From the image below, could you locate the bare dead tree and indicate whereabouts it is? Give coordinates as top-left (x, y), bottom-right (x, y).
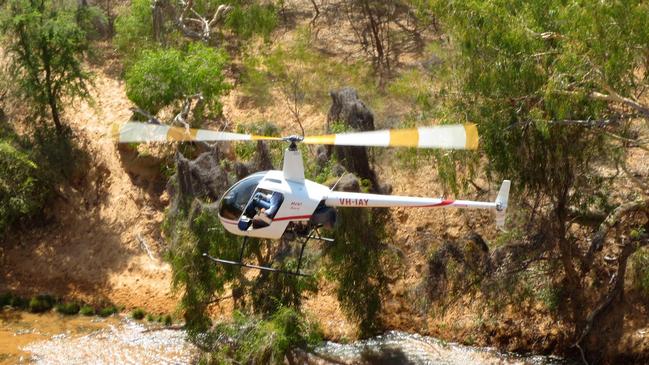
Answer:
top-left (152, 0), bottom-right (232, 43)
top-left (176, 0), bottom-right (232, 41)
top-left (279, 78), bottom-right (305, 137)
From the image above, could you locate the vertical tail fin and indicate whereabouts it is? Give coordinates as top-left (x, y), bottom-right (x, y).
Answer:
top-left (495, 180), bottom-right (511, 229)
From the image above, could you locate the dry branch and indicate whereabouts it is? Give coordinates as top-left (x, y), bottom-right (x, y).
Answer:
top-left (176, 0), bottom-right (232, 41)
top-left (582, 198), bottom-right (649, 273)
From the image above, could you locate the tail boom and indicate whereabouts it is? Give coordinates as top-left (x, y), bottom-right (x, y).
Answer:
top-left (324, 179), bottom-right (511, 228)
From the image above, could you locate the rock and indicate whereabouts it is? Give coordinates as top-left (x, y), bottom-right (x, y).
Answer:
top-left (326, 87), bottom-right (380, 192)
top-left (334, 173), bottom-right (361, 192)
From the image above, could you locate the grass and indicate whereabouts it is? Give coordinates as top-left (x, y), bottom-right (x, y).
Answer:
top-left (98, 305), bottom-right (118, 317)
top-left (0, 292), bottom-right (28, 309)
top-left (28, 295), bottom-right (55, 313)
top-left (55, 302), bottom-right (80, 315)
top-left (131, 308), bottom-right (145, 320)
top-left (79, 305), bottom-right (95, 316)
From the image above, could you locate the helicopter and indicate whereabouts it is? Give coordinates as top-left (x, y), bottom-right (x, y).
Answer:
top-left (118, 121), bottom-right (510, 276)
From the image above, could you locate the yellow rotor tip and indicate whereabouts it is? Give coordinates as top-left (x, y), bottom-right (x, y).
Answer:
top-left (464, 123), bottom-right (479, 150)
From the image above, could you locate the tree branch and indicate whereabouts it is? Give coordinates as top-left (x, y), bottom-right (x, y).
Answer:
top-left (588, 86), bottom-right (649, 119)
top-left (582, 198), bottom-right (649, 273)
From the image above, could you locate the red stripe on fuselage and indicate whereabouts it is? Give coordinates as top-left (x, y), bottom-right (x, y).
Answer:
top-left (418, 199), bottom-right (454, 207)
top-left (273, 214), bottom-right (312, 221)
top-left (220, 215), bottom-right (312, 225)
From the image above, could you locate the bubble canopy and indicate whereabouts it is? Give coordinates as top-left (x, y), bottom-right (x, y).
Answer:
top-left (218, 171), bottom-right (266, 221)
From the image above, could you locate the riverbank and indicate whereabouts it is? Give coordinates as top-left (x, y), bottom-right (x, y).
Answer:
top-left (1, 308), bottom-right (567, 365)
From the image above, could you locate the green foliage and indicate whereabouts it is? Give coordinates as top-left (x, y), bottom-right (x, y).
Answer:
top-left (55, 302), bottom-right (80, 315)
top-left (324, 208), bottom-right (391, 337)
top-left (225, 2), bottom-right (277, 41)
top-left (536, 282), bottom-right (562, 313)
top-left (0, 122), bottom-right (82, 236)
top-left (114, 0), bottom-right (276, 62)
top-left (28, 294), bottom-right (55, 313)
top-left (426, 0), bottom-right (647, 199)
top-left (199, 308), bottom-right (322, 365)
top-left (163, 314), bottom-right (173, 326)
top-left (131, 308), bottom-right (146, 320)
top-left (79, 305), bottom-right (95, 316)
top-left (234, 121), bottom-right (282, 164)
top-left (0, 0), bottom-right (93, 133)
top-left (164, 207), bottom-right (241, 336)
top-left (98, 305), bottom-right (118, 317)
top-left (240, 27), bottom-right (378, 113)
top-left (0, 137), bottom-right (44, 235)
top-left (632, 247), bottom-right (649, 300)
top-left (0, 292), bottom-right (27, 309)
top-left (113, 0), bottom-right (159, 60)
top-left (125, 43), bottom-right (229, 118)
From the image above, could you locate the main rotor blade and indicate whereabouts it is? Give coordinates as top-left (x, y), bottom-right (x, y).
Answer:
top-left (302, 123), bottom-right (478, 150)
top-left (116, 122), bottom-right (282, 143)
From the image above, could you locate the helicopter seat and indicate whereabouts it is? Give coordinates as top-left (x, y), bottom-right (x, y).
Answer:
top-left (251, 191), bottom-right (284, 228)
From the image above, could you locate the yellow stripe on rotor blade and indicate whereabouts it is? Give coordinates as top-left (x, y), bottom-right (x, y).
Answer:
top-left (389, 129), bottom-right (419, 147)
top-left (464, 123), bottom-right (479, 150)
top-left (167, 126), bottom-right (198, 141)
top-left (303, 134), bottom-right (336, 145)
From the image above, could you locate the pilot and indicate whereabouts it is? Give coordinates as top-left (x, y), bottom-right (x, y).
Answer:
top-left (251, 191), bottom-right (282, 228)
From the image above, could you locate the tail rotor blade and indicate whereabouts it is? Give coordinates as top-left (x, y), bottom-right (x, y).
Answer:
top-left (302, 123), bottom-right (478, 150)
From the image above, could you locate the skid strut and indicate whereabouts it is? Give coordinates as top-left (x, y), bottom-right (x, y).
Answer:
top-left (203, 232), bottom-right (322, 277)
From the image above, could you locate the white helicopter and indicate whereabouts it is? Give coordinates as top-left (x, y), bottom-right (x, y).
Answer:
top-left (118, 122), bottom-right (510, 276)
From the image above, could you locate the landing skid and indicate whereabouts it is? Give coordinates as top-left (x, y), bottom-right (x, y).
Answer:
top-left (203, 228), bottom-right (333, 277)
top-left (202, 254), bottom-right (311, 277)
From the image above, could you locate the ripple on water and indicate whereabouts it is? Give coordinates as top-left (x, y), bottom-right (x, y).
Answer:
top-left (24, 318), bottom-right (198, 365)
top-left (315, 331), bottom-right (567, 365)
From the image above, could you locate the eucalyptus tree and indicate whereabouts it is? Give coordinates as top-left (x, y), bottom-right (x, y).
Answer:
top-left (0, 0), bottom-right (95, 136)
top-left (418, 0), bottom-right (648, 360)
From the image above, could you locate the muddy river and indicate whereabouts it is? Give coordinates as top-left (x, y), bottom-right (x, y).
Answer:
top-left (1, 309), bottom-right (566, 364)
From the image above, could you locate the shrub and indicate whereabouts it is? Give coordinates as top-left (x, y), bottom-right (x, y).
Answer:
top-left (0, 138), bottom-right (47, 235)
top-left (163, 314), bottom-right (173, 326)
top-left (55, 302), bottom-right (80, 315)
top-left (146, 313), bottom-right (155, 322)
top-left (632, 247), bottom-right (649, 299)
top-left (98, 305), bottom-right (118, 317)
top-left (131, 308), bottom-right (146, 320)
top-left (79, 305), bottom-right (95, 316)
top-left (0, 292), bottom-right (26, 308)
top-left (125, 43), bottom-right (229, 119)
top-left (200, 308), bottom-right (322, 365)
top-left (28, 295), bottom-right (55, 313)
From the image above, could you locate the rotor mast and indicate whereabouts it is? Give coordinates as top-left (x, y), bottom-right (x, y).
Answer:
top-left (282, 136), bottom-right (305, 182)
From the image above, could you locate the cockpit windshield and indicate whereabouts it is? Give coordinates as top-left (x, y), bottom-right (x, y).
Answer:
top-left (218, 172), bottom-right (266, 220)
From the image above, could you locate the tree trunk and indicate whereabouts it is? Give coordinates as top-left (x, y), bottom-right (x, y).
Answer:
top-left (40, 32), bottom-right (64, 136)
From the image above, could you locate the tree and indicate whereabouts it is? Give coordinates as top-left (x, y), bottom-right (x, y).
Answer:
top-left (124, 43), bottom-right (229, 121)
top-left (0, 0), bottom-right (93, 136)
top-left (114, 0), bottom-right (277, 62)
top-left (422, 0), bottom-right (648, 361)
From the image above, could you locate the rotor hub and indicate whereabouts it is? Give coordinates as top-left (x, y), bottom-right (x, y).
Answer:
top-left (283, 135), bottom-right (304, 151)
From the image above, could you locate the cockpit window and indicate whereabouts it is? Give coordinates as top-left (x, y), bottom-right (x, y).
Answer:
top-left (218, 172), bottom-right (266, 220)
